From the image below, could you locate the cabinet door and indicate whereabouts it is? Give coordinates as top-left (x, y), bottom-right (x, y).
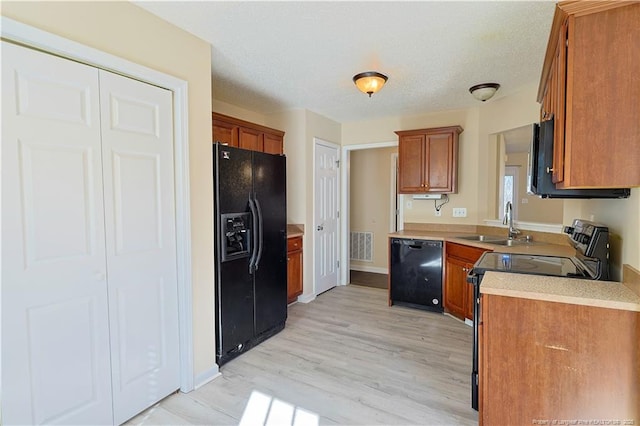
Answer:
top-left (551, 22), bottom-right (567, 184)
top-left (287, 249), bottom-right (303, 304)
top-left (444, 256), bottom-right (467, 320)
top-left (263, 132), bottom-right (284, 155)
top-left (426, 132), bottom-right (455, 192)
top-left (238, 126), bottom-right (263, 151)
top-left (556, 4), bottom-right (640, 188)
top-left (212, 119), bottom-right (238, 147)
top-left (398, 134), bottom-right (425, 193)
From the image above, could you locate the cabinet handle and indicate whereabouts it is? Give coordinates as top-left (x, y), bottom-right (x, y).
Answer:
top-left (546, 167), bottom-right (554, 174)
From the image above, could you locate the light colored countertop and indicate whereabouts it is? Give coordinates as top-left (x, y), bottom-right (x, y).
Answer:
top-left (389, 228), bottom-right (640, 311)
top-left (480, 271), bottom-right (640, 312)
top-left (287, 224), bottom-right (304, 238)
top-left (389, 230), bottom-right (576, 257)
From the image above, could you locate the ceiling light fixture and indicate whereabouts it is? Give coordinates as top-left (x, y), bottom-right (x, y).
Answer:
top-left (353, 71), bottom-right (388, 97)
top-left (469, 83), bottom-right (500, 102)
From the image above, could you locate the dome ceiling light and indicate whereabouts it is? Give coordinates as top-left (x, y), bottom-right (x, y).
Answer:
top-left (353, 71), bottom-right (388, 97)
top-left (469, 83), bottom-right (500, 102)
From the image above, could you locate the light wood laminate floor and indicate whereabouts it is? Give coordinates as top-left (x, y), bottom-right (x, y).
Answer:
top-left (127, 285), bottom-right (477, 425)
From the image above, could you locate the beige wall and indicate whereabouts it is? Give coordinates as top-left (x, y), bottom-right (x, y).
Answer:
top-left (350, 147), bottom-right (397, 271)
top-left (2, 2), bottom-right (216, 377)
top-left (213, 99), bottom-right (267, 126)
top-left (343, 108), bottom-right (481, 225)
top-left (477, 82), bottom-right (542, 221)
top-left (266, 109), bottom-right (341, 299)
top-left (565, 191), bottom-right (640, 281)
top-left (505, 152), bottom-right (563, 224)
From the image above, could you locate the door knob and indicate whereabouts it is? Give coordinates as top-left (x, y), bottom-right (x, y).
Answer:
top-left (317, 225), bottom-right (324, 231)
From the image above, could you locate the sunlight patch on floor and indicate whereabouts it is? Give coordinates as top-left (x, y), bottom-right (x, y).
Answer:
top-left (239, 390), bottom-right (319, 426)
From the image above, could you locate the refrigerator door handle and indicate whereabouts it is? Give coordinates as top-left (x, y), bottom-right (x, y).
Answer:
top-left (248, 197), bottom-right (259, 274)
top-left (254, 196), bottom-right (264, 270)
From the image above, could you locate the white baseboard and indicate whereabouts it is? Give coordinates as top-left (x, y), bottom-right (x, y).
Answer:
top-left (350, 264), bottom-right (388, 274)
top-left (297, 293), bottom-right (316, 304)
top-left (193, 366), bottom-right (221, 390)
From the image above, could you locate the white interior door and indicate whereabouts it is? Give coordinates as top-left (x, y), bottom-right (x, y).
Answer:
top-left (99, 70), bottom-right (180, 424)
top-left (1, 41), bottom-right (114, 425)
top-left (314, 141), bottom-right (340, 295)
top-left (2, 41), bottom-right (180, 425)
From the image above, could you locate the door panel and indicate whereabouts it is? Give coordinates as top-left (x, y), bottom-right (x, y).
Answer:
top-left (398, 134), bottom-right (425, 192)
top-left (112, 151), bottom-right (163, 254)
top-left (98, 70), bottom-right (180, 424)
top-left (1, 41), bottom-right (114, 425)
top-left (314, 142), bottom-right (339, 295)
top-left (26, 298), bottom-right (103, 424)
top-left (20, 141), bottom-right (98, 263)
top-left (238, 126), bottom-right (262, 151)
top-left (427, 133), bottom-right (453, 191)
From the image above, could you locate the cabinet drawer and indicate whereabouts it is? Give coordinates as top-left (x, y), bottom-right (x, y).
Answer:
top-left (287, 236), bottom-right (302, 252)
top-left (446, 242), bottom-right (487, 263)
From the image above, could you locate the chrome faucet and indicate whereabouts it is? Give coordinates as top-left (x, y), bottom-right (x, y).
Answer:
top-left (503, 201), bottom-right (521, 240)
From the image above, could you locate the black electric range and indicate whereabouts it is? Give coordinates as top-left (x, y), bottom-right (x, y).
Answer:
top-left (471, 252), bottom-right (593, 279)
top-left (466, 219), bottom-right (611, 411)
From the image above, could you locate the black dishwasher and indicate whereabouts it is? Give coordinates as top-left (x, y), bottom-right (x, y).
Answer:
top-left (390, 239), bottom-right (443, 312)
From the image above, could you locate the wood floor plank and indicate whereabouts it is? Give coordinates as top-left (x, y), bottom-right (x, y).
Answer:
top-left (130, 284), bottom-right (478, 425)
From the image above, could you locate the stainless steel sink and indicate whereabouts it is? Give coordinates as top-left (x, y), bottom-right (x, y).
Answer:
top-left (486, 239), bottom-right (534, 246)
top-left (455, 235), bottom-right (506, 242)
top-left (455, 235), bottom-right (535, 246)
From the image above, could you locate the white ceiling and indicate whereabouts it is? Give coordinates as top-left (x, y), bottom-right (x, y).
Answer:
top-left (134, 1), bottom-right (556, 123)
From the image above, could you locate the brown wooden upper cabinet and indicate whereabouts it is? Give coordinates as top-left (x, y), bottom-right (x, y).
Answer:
top-left (395, 126), bottom-right (463, 194)
top-left (538, 2), bottom-right (640, 189)
top-left (212, 112), bottom-right (285, 155)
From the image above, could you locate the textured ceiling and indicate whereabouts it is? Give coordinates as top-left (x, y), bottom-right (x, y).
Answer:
top-left (135, 1), bottom-right (556, 123)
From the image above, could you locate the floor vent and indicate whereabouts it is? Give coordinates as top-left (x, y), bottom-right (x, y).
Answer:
top-left (350, 231), bottom-right (373, 262)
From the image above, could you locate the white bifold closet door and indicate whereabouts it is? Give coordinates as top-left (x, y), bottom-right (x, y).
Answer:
top-left (1, 41), bottom-right (180, 425)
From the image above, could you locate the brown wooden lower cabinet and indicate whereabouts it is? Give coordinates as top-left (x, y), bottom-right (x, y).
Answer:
top-left (480, 294), bottom-right (640, 424)
top-left (287, 236), bottom-right (303, 304)
top-left (444, 242), bottom-right (488, 321)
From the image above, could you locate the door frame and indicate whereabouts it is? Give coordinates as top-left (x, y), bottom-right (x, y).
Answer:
top-left (390, 152), bottom-right (404, 233)
top-left (1, 17), bottom-right (199, 391)
top-left (313, 138), bottom-right (341, 296)
top-left (339, 141), bottom-right (397, 286)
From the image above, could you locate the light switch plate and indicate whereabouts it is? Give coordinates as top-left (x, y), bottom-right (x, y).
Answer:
top-left (452, 207), bottom-right (467, 217)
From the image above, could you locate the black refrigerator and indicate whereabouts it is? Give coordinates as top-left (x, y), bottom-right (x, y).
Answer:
top-left (213, 143), bottom-right (287, 367)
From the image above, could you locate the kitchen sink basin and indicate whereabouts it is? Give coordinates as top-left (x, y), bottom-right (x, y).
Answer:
top-left (486, 239), bottom-right (534, 246)
top-left (456, 235), bottom-right (535, 246)
top-left (455, 235), bottom-right (507, 242)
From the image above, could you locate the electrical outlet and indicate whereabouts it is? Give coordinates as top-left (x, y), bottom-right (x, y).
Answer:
top-left (435, 210), bottom-right (442, 217)
top-left (452, 207), bottom-right (467, 218)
